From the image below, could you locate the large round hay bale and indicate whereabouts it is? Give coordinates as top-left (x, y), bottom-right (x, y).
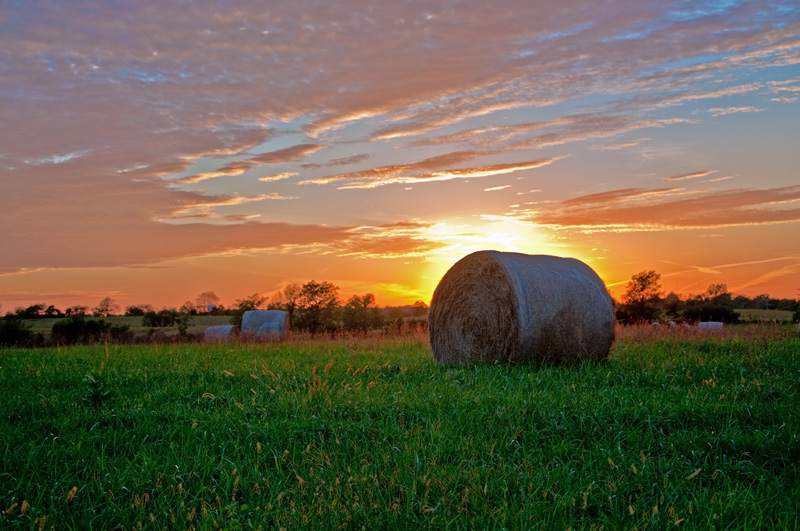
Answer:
top-left (428, 251), bottom-right (615, 365)
top-left (204, 325), bottom-right (239, 343)
top-left (241, 310), bottom-right (288, 341)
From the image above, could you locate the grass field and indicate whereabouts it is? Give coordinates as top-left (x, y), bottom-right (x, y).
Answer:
top-left (1, 327), bottom-right (799, 529)
top-left (23, 315), bottom-right (233, 340)
top-left (734, 308), bottom-right (794, 323)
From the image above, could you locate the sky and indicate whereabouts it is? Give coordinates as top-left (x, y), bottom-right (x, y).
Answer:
top-left (1, 0), bottom-right (800, 312)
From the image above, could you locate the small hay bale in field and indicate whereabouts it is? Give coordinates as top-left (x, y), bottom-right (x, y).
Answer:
top-left (241, 310), bottom-right (288, 341)
top-left (698, 321), bottom-right (723, 332)
top-left (204, 325), bottom-right (239, 343)
top-left (428, 251), bottom-right (615, 365)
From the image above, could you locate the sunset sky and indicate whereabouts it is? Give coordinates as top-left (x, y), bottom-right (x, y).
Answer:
top-left (2, 0), bottom-right (799, 312)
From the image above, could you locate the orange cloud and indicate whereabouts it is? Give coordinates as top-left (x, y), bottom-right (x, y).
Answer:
top-left (166, 193), bottom-right (297, 220)
top-left (532, 185), bottom-right (800, 231)
top-left (247, 144), bottom-right (327, 164)
top-left (665, 170), bottom-right (717, 181)
top-left (307, 157), bottom-right (558, 189)
top-left (175, 144), bottom-right (327, 184)
top-left (301, 150), bottom-right (484, 186)
top-left (258, 172), bottom-right (298, 182)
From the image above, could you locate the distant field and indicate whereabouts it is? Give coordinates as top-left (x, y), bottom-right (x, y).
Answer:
top-left (23, 315), bottom-right (232, 339)
top-left (734, 308), bottom-right (794, 322)
top-left (1, 329), bottom-right (799, 529)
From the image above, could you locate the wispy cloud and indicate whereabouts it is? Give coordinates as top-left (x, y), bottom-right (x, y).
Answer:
top-left (304, 157), bottom-right (558, 189)
top-left (25, 150), bottom-right (90, 166)
top-left (247, 144), bottom-right (327, 164)
top-left (175, 144), bottom-right (325, 184)
top-left (595, 138), bottom-right (649, 151)
top-left (301, 153), bottom-right (371, 169)
top-left (258, 172), bottom-right (298, 182)
top-left (166, 193), bottom-right (297, 220)
top-left (531, 185), bottom-right (800, 231)
top-left (707, 106), bottom-right (764, 117)
top-left (300, 150), bottom-right (484, 186)
top-left (665, 170), bottom-right (717, 181)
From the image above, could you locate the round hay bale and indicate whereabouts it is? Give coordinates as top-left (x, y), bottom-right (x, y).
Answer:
top-left (428, 251), bottom-right (615, 365)
top-left (204, 325), bottom-right (239, 343)
top-left (241, 310), bottom-right (288, 341)
top-left (698, 321), bottom-right (723, 332)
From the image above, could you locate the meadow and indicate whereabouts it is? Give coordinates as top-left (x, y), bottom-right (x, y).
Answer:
top-left (21, 315), bottom-right (233, 341)
top-left (1, 327), bottom-right (799, 529)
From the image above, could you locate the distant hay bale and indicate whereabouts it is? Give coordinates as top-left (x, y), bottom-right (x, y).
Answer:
top-left (428, 251), bottom-right (615, 365)
top-left (204, 325), bottom-right (239, 343)
top-left (241, 310), bottom-right (288, 341)
top-left (698, 321), bottom-right (724, 332)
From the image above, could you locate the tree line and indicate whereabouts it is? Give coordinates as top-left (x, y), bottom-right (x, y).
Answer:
top-left (615, 270), bottom-right (800, 324)
top-left (3, 272), bottom-right (797, 347)
top-left (0, 281), bottom-right (429, 347)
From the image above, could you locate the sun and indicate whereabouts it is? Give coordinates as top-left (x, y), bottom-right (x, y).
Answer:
top-left (412, 216), bottom-right (571, 301)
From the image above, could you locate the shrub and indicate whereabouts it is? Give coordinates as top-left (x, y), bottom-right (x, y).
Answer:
top-left (51, 316), bottom-right (110, 345)
top-left (0, 317), bottom-right (35, 348)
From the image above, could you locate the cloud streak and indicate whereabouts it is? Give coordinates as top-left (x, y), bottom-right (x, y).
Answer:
top-left (531, 185), bottom-right (800, 231)
top-left (304, 157), bottom-right (558, 189)
top-left (665, 170), bottom-right (717, 181)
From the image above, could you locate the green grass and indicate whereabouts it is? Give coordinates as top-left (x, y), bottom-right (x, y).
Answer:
top-left (23, 315), bottom-right (232, 339)
top-left (734, 308), bottom-right (794, 323)
top-left (1, 330), bottom-right (799, 529)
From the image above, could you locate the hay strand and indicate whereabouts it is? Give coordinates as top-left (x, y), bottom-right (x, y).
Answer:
top-left (428, 251), bottom-right (615, 365)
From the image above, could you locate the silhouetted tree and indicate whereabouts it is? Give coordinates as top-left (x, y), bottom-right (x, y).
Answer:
top-left (293, 281), bottom-right (340, 335)
top-left (44, 305), bottom-right (63, 318)
top-left (683, 283), bottom-right (739, 323)
top-left (125, 304), bottom-right (154, 317)
top-left (195, 291), bottom-right (221, 314)
top-left (618, 270), bottom-right (663, 323)
top-left (662, 292), bottom-right (684, 321)
top-left (267, 283), bottom-right (302, 327)
top-left (411, 300), bottom-right (429, 318)
top-left (342, 293), bottom-right (384, 332)
top-left (143, 308), bottom-right (183, 327)
top-left (15, 304), bottom-right (46, 319)
top-left (93, 297), bottom-right (120, 317)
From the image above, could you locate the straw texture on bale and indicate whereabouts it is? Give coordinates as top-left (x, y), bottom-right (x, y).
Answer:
top-left (241, 310), bottom-right (288, 341)
top-left (204, 325), bottom-right (239, 343)
top-left (428, 251), bottom-right (615, 365)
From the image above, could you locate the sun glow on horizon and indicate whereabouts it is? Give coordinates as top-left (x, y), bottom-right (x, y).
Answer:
top-left (402, 216), bottom-right (581, 303)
